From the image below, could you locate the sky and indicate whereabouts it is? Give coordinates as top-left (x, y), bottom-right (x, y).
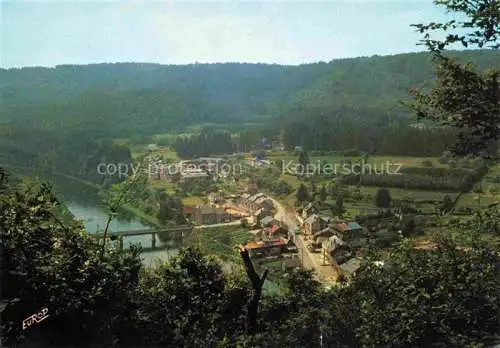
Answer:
top-left (1, 0), bottom-right (456, 68)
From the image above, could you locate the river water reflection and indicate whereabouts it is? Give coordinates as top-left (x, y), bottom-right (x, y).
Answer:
top-left (48, 175), bottom-right (178, 265)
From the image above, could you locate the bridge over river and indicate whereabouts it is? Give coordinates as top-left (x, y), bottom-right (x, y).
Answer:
top-left (93, 220), bottom-right (241, 251)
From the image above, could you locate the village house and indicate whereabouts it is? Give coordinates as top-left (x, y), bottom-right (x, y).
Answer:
top-left (303, 214), bottom-right (321, 235)
top-left (254, 196), bottom-right (273, 211)
top-left (261, 224), bottom-right (288, 240)
top-left (303, 214), bottom-right (332, 235)
top-left (282, 255), bottom-right (300, 271)
top-left (147, 143), bottom-right (158, 151)
top-left (253, 208), bottom-right (273, 225)
top-left (197, 157), bottom-right (223, 175)
top-left (246, 193), bottom-right (266, 211)
top-left (323, 235), bottom-right (352, 265)
top-left (339, 257), bottom-right (362, 276)
top-left (223, 203), bottom-right (251, 217)
top-left (179, 168), bottom-right (209, 183)
top-left (312, 226), bottom-right (334, 245)
top-left (260, 215), bottom-right (279, 228)
top-left (302, 201), bottom-right (318, 220)
top-left (244, 238), bottom-right (285, 258)
top-left (238, 192), bottom-right (273, 212)
top-left (194, 204), bottom-right (229, 225)
top-left (253, 207), bottom-right (272, 219)
top-left (333, 222), bottom-right (363, 241)
top-left (240, 193), bottom-right (251, 202)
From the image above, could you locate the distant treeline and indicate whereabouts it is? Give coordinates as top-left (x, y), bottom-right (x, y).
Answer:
top-left (170, 120), bottom-right (457, 159)
top-left (1, 51), bottom-right (498, 139)
top-left (281, 110), bottom-right (457, 156)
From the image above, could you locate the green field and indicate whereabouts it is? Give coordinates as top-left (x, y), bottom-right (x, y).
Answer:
top-left (149, 180), bottom-right (177, 194)
top-left (130, 145), bottom-right (179, 161)
top-left (356, 186), bottom-right (458, 201)
top-left (185, 227), bottom-right (253, 263)
top-left (182, 196), bottom-right (204, 206)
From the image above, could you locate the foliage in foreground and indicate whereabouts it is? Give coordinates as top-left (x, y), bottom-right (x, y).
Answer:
top-left (1, 172), bottom-right (499, 347)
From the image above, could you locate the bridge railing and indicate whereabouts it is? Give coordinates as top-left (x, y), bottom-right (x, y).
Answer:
top-left (93, 225), bottom-right (194, 250)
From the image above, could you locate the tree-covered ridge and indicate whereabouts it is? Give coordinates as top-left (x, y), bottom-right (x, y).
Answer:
top-left (1, 50), bottom-right (498, 137)
top-left (0, 126), bottom-right (132, 185)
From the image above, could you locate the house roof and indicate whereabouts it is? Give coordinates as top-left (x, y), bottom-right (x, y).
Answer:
top-left (249, 193), bottom-right (266, 202)
top-left (223, 205), bottom-right (249, 215)
top-left (253, 208), bottom-right (264, 216)
top-left (245, 238), bottom-right (285, 250)
top-left (199, 204), bottom-right (226, 215)
top-left (282, 258), bottom-right (300, 268)
top-left (328, 236), bottom-right (347, 252)
top-left (328, 235), bottom-right (345, 246)
top-left (304, 201), bottom-right (316, 211)
top-left (264, 224), bottom-right (285, 234)
top-left (255, 196), bottom-right (268, 204)
top-left (320, 216), bottom-right (333, 223)
top-left (336, 222), bottom-right (362, 232)
top-left (261, 216), bottom-right (275, 225)
top-left (313, 227), bottom-right (333, 240)
top-left (304, 214), bottom-right (320, 224)
top-left (339, 258), bottom-right (362, 274)
top-left (271, 224), bottom-right (283, 234)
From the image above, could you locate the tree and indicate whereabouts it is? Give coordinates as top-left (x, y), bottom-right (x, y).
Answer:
top-left (274, 159), bottom-right (284, 175)
top-left (0, 174), bottom-right (142, 346)
top-left (402, 218), bottom-right (416, 236)
top-left (156, 194), bottom-right (185, 225)
top-left (488, 185), bottom-right (498, 196)
top-left (440, 194), bottom-right (455, 214)
top-left (235, 245), bottom-right (268, 335)
top-left (319, 185), bottom-right (327, 202)
top-left (408, 0), bottom-right (500, 157)
top-left (375, 188), bottom-right (391, 209)
top-left (296, 184), bottom-right (309, 203)
top-left (297, 150), bottom-right (309, 174)
top-left (333, 195), bottom-right (346, 218)
top-left (2, 169), bottom-right (500, 347)
top-left (351, 235), bottom-right (499, 347)
top-left (310, 177), bottom-right (317, 198)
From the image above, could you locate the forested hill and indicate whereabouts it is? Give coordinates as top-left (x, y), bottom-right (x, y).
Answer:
top-left (1, 50), bottom-right (499, 137)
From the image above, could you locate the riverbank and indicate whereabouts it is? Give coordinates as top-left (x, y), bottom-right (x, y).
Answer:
top-left (1, 164), bottom-right (162, 228)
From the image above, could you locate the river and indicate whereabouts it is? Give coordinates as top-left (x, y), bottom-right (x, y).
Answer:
top-left (45, 173), bottom-right (179, 266)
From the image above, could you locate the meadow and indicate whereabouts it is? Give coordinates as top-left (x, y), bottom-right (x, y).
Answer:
top-left (184, 227), bottom-right (254, 264)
